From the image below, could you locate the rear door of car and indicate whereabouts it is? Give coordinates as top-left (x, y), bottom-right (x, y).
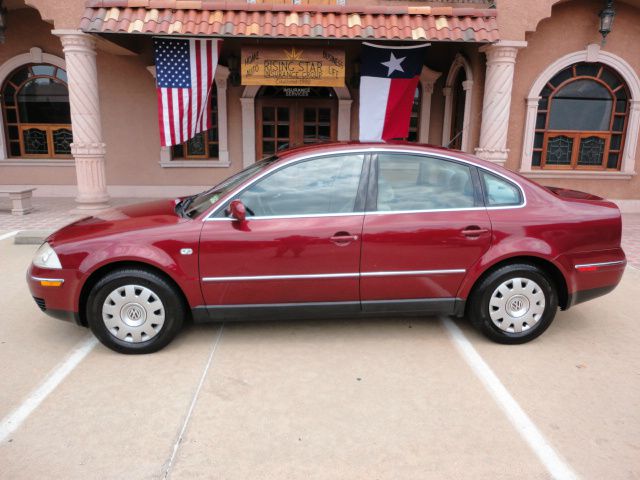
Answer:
top-left (359, 151), bottom-right (492, 314)
top-left (198, 152), bottom-right (369, 318)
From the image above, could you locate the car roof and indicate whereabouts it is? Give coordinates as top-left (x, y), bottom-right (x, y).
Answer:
top-left (275, 141), bottom-right (510, 175)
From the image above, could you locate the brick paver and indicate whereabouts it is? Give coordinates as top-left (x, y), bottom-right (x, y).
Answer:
top-left (0, 197), bottom-right (151, 232)
top-left (622, 214), bottom-right (640, 269)
top-left (1, 196), bottom-right (638, 267)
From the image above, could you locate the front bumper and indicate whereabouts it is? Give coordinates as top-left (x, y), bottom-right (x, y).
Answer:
top-left (27, 263), bottom-right (83, 325)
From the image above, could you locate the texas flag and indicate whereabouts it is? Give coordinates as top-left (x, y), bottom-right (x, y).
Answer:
top-left (359, 43), bottom-right (429, 142)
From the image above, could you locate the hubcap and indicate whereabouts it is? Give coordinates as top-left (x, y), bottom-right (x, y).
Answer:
top-left (102, 285), bottom-right (165, 343)
top-left (488, 277), bottom-right (545, 333)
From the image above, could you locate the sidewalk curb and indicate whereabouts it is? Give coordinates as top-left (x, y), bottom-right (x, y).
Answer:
top-left (14, 230), bottom-right (52, 245)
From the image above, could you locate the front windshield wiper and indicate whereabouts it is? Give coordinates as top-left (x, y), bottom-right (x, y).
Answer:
top-left (176, 194), bottom-right (198, 217)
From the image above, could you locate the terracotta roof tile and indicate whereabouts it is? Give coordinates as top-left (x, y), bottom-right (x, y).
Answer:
top-left (80, 3), bottom-right (499, 42)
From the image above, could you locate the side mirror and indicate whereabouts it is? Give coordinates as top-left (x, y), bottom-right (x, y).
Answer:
top-left (229, 199), bottom-right (247, 222)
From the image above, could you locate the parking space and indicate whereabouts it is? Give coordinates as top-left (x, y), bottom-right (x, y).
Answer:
top-left (1, 236), bottom-right (639, 479)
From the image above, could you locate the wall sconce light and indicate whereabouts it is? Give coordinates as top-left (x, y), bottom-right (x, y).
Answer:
top-left (349, 59), bottom-right (361, 89)
top-left (599, 0), bottom-right (616, 45)
top-left (0, 1), bottom-right (7, 44)
top-left (227, 54), bottom-right (241, 87)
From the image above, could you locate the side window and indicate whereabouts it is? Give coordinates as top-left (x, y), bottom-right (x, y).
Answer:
top-left (376, 154), bottom-right (475, 212)
top-left (236, 154), bottom-right (364, 217)
top-left (480, 171), bottom-right (522, 207)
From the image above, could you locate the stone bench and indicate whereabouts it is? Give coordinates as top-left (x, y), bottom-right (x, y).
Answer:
top-left (0, 188), bottom-right (36, 215)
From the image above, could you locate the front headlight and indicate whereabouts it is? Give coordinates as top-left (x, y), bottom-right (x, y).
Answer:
top-left (33, 242), bottom-right (62, 269)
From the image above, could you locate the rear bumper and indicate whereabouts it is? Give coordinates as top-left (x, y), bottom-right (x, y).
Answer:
top-left (559, 249), bottom-right (626, 309)
top-left (566, 284), bottom-right (618, 309)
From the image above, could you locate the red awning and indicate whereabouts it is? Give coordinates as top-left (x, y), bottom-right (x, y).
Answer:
top-left (81, 1), bottom-right (499, 42)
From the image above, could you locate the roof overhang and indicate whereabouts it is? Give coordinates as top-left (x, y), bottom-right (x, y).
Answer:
top-left (81, 1), bottom-right (499, 42)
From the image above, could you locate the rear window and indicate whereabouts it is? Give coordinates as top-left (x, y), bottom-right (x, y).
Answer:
top-left (480, 171), bottom-right (523, 207)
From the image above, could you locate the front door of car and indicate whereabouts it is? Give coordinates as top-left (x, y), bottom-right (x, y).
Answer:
top-left (199, 153), bottom-right (367, 315)
top-left (360, 152), bottom-right (492, 312)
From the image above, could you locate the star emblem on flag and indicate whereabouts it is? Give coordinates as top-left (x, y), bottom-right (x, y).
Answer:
top-left (381, 53), bottom-right (406, 76)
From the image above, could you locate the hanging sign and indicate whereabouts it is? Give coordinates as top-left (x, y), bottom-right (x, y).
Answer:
top-left (241, 47), bottom-right (345, 87)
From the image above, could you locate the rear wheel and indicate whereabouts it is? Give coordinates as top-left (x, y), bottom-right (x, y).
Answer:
top-left (467, 263), bottom-right (558, 344)
top-left (86, 268), bottom-right (185, 354)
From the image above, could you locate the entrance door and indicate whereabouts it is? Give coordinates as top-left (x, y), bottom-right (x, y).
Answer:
top-left (256, 87), bottom-right (337, 159)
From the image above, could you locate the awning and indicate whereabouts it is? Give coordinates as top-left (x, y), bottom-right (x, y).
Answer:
top-left (81, 1), bottom-right (499, 42)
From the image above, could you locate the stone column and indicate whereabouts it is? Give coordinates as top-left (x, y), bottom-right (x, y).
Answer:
top-left (475, 41), bottom-right (527, 165)
top-left (53, 30), bottom-right (110, 210)
top-left (418, 66), bottom-right (441, 144)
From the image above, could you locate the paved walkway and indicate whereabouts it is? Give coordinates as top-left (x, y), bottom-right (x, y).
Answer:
top-left (1, 196), bottom-right (639, 268)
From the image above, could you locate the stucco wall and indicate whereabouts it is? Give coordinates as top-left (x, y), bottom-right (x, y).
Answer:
top-left (507, 0), bottom-right (640, 199)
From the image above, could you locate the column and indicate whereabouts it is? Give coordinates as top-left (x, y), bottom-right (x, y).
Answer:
top-left (53, 30), bottom-right (110, 210)
top-left (475, 41), bottom-right (527, 165)
top-left (418, 66), bottom-right (441, 144)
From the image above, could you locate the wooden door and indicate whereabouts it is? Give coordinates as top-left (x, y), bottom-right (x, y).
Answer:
top-left (256, 98), bottom-right (337, 159)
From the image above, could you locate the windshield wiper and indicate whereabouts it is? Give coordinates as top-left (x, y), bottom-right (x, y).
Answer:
top-left (176, 194), bottom-right (197, 217)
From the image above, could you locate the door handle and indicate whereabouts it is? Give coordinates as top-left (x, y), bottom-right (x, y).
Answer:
top-left (330, 232), bottom-right (359, 245)
top-left (461, 226), bottom-right (490, 237)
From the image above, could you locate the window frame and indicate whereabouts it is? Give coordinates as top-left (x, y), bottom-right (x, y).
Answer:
top-left (170, 85), bottom-right (219, 161)
top-left (1, 63), bottom-right (72, 160)
top-left (214, 153), bottom-right (371, 219)
top-left (366, 152), bottom-right (484, 213)
top-left (534, 63), bottom-right (629, 171)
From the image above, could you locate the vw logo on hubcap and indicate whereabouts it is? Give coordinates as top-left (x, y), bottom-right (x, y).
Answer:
top-left (120, 302), bottom-right (147, 327)
top-left (506, 294), bottom-right (530, 318)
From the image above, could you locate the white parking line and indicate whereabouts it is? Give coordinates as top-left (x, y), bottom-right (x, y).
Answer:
top-left (0, 230), bottom-right (20, 242)
top-left (0, 336), bottom-right (98, 443)
top-left (441, 317), bottom-right (579, 480)
top-left (162, 324), bottom-right (225, 479)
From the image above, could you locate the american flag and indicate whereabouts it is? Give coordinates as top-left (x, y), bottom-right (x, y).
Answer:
top-left (153, 37), bottom-right (220, 147)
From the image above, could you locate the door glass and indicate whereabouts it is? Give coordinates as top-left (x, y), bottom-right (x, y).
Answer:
top-left (480, 171), bottom-right (522, 207)
top-left (237, 154), bottom-right (365, 217)
top-left (303, 107), bottom-right (332, 144)
top-left (376, 154), bottom-right (474, 211)
top-left (262, 106), bottom-right (290, 155)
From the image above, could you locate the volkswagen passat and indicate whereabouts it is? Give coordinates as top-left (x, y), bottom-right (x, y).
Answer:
top-left (27, 143), bottom-right (626, 353)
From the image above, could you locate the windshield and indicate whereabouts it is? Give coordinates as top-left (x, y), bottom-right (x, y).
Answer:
top-left (183, 155), bottom-right (278, 218)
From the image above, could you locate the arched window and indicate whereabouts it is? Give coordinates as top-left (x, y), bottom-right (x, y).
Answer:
top-left (533, 62), bottom-right (629, 170)
top-left (2, 63), bottom-right (72, 158)
top-left (171, 86), bottom-right (219, 160)
top-left (407, 86), bottom-right (421, 142)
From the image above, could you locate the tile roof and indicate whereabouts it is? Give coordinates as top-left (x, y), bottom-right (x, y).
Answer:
top-left (81, 1), bottom-right (499, 42)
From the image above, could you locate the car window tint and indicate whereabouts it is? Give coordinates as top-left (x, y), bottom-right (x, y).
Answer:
top-left (376, 154), bottom-right (474, 211)
top-left (237, 154), bottom-right (364, 217)
top-left (481, 171), bottom-right (522, 206)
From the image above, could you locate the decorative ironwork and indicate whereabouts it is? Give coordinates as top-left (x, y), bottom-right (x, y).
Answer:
top-left (578, 136), bottom-right (606, 166)
top-left (186, 133), bottom-right (206, 156)
top-left (52, 128), bottom-right (72, 155)
top-left (546, 136), bottom-right (573, 165)
top-left (23, 128), bottom-right (48, 154)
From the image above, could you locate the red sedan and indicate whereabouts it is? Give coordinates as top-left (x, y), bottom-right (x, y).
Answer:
top-left (27, 143), bottom-right (626, 353)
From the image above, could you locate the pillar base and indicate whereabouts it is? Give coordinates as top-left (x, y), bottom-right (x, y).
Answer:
top-left (73, 194), bottom-right (111, 213)
top-left (474, 147), bottom-right (508, 166)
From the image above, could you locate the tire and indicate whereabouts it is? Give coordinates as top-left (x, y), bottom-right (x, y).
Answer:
top-left (86, 268), bottom-right (185, 354)
top-left (467, 263), bottom-right (558, 344)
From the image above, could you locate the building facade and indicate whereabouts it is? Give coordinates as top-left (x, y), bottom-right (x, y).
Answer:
top-left (1, 0), bottom-right (639, 212)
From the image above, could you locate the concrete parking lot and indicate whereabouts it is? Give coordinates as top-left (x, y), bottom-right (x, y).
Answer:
top-left (0, 233), bottom-right (639, 479)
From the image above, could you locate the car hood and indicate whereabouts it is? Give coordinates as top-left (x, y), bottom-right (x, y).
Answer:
top-left (47, 198), bottom-right (187, 246)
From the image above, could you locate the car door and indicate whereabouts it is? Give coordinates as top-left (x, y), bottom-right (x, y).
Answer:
top-left (360, 152), bottom-right (492, 313)
top-left (199, 152), bottom-right (368, 318)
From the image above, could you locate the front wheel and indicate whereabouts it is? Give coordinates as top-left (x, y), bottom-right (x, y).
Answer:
top-left (467, 263), bottom-right (558, 344)
top-left (86, 268), bottom-right (185, 354)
